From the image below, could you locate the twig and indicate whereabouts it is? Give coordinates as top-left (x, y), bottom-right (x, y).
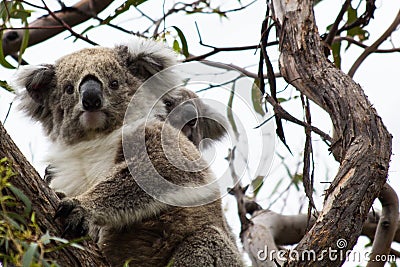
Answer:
top-left (260, 93), bottom-right (332, 145)
top-left (40, 0), bottom-right (98, 46)
top-left (196, 59), bottom-right (281, 79)
top-left (3, 102), bottom-right (13, 125)
top-left (348, 10), bottom-right (400, 77)
top-left (334, 36), bottom-right (400, 53)
top-left (226, 147), bottom-right (251, 238)
top-left (324, 0), bottom-right (351, 46)
top-left (300, 95), bottom-right (317, 227)
top-left (337, 0), bottom-right (377, 34)
top-left (184, 44), bottom-right (261, 62)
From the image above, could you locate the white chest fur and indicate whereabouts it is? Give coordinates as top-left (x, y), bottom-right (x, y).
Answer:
top-left (47, 129), bottom-right (121, 197)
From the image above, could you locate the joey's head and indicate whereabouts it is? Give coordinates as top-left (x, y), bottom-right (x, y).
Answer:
top-left (162, 88), bottom-right (229, 149)
top-left (15, 38), bottom-right (177, 145)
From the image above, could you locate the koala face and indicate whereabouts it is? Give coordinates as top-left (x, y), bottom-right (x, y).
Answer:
top-left (15, 39), bottom-right (177, 145)
top-left (53, 47), bottom-right (141, 144)
top-left (163, 88), bottom-right (228, 149)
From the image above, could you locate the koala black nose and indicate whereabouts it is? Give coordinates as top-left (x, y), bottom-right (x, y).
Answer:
top-left (80, 77), bottom-right (103, 111)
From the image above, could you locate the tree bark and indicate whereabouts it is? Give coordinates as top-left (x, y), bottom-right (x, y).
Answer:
top-left (2, 0), bottom-right (113, 56)
top-left (271, 0), bottom-right (392, 265)
top-left (0, 122), bottom-right (108, 266)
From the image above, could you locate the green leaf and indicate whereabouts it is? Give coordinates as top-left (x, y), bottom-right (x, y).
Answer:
top-left (251, 176), bottom-right (264, 197)
top-left (227, 83), bottom-right (238, 135)
top-left (345, 5), bottom-right (369, 49)
top-left (331, 41), bottom-right (341, 68)
top-left (251, 79), bottom-right (265, 116)
top-left (9, 184), bottom-right (32, 215)
top-left (172, 26), bottom-right (189, 58)
top-left (18, 22), bottom-right (30, 65)
top-left (0, 80), bottom-right (14, 92)
top-left (292, 173), bottom-right (302, 190)
top-left (172, 39), bottom-right (181, 54)
top-left (22, 243), bottom-right (38, 267)
top-left (6, 211), bottom-right (28, 226)
top-left (0, 1), bottom-right (13, 22)
top-left (0, 32), bottom-right (15, 69)
top-left (40, 231), bottom-right (51, 245)
top-left (49, 236), bottom-right (86, 251)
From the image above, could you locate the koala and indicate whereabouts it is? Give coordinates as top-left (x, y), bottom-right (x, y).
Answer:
top-left (161, 88), bottom-right (229, 149)
top-left (15, 38), bottom-right (243, 267)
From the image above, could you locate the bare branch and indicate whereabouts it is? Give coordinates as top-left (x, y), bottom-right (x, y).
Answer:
top-left (324, 0), bottom-right (351, 47)
top-left (348, 10), bottom-right (400, 77)
top-left (226, 147), bottom-right (251, 237)
top-left (39, 0), bottom-right (97, 46)
top-left (184, 44), bottom-right (260, 62)
top-left (334, 36), bottom-right (400, 53)
top-left (2, 0), bottom-right (114, 56)
top-left (367, 183), bottom-right (399, 267)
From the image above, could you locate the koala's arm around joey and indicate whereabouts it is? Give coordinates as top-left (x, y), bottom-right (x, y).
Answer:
top-left (55, 120), bottom-right (219, 236)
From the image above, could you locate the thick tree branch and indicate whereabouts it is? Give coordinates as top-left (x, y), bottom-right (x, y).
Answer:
top-left (367, 183), bottom-right (399, 267)
top-left (271, 0), bottom-right (392, 265)
top-left (0, 122), bottom-right (108, 265)
top-left (2, 0), bottom-right (113, 56)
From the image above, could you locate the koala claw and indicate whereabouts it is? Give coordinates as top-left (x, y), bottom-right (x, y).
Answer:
top-left (54, 198), bottom-right (89, 238)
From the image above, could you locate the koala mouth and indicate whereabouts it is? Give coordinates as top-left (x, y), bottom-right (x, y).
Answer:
top-left (79, 111), bottom-right (107, 130)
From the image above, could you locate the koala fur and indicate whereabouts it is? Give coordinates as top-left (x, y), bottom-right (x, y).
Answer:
top-left (161, 88), bottom-right (229, 149)
top-left (15, 37), bottom-right (242, 267)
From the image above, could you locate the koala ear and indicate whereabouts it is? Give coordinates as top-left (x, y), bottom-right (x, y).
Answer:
top-left (14, 64), bottom-right (56, 126)
top-left (15, 64), bottom-right (55, 104)
top-left (115, 37), bottom-right (177, 79)
top-left (199, 102), bottom-right (230, 141)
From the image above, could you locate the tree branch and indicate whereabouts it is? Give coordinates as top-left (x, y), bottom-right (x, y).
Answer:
top-left (334, 36), bottom-right (400, 53)
top-left (0, 122), bottom-right (108, 265)
top-left (324, 0), bottom-right (351, 47)
top-left (348, 10), bottom-right (400, 77)
top-left (272, 0), bottom-right (392, 265)
top-left (367, 183), bottom-right (399, 267)
top-left (2, 0), bottom-right (114, 56)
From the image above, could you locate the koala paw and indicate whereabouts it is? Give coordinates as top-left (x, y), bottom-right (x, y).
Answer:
top-left (54, 198), bottom-right (90, 238)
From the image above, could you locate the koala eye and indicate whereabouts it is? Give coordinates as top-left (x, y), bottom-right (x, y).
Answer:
top-left (164, 100), bottom-right (172, 107)
top-left (64, 84), bottom-right (74, 94)
top-left (109, 80), bottom-right (119, 90)
top-left (187, 118), bottom-right (197, 127)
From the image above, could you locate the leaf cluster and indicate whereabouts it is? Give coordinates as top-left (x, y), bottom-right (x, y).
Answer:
top-left (0, 158), bottom-right (84, 267)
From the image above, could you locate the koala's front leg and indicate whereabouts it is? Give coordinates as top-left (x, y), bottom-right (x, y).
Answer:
top-left (55, 161), bottom-right (168, 232)
top-left (54, 197), bottom-right (91, 238)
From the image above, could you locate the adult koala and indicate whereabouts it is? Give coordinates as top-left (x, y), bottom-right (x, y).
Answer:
top-left (15, 38), bottom-right (242, 267)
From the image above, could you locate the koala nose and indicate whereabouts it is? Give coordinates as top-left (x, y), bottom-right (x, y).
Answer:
top-left (80, 77), bottom-right (103, 111)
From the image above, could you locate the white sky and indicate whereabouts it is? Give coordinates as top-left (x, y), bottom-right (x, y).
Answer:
top-left (0, 0), bottom-right (399, 266)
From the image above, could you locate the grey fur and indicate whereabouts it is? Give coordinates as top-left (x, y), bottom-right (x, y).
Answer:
top-left (15, 37), bottom-right (243, 267)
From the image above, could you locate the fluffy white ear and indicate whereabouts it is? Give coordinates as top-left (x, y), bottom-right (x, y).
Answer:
top-left (115, 37), bottom-right (178, 79)
top-left (14, 64), bottom-right (55, 123)
top-left (14, 64), bottom-right (55, 103)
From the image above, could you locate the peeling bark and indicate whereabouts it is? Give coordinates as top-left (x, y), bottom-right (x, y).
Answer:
top-left (271, 0), bottom-right (392, 265)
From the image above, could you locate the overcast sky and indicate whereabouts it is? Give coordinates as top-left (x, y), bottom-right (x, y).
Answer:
top-left (0, 0), bottom-right (399, 265)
